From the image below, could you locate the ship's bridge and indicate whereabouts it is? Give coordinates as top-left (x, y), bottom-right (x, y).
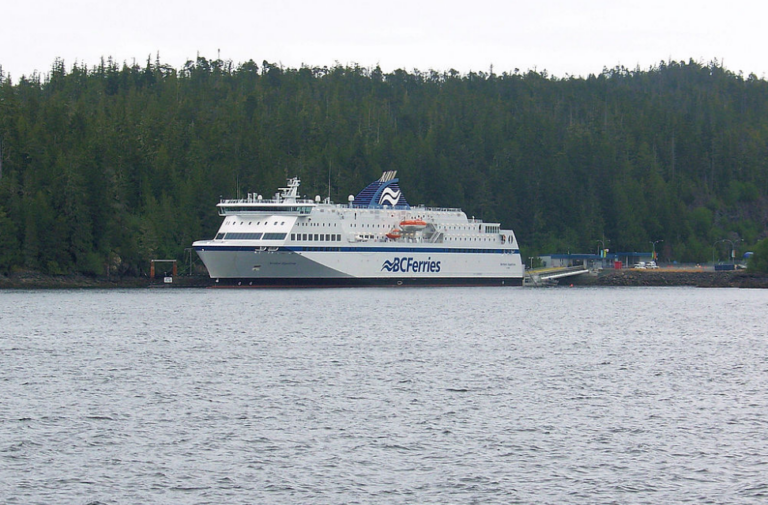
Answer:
top-left (217, 177), bottom-right (317, 216)
top-left (218, 204), bottom-right (314, 216)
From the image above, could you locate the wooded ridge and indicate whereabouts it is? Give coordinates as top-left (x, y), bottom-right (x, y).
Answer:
top-left (1, 57), bottom-right (767, 276)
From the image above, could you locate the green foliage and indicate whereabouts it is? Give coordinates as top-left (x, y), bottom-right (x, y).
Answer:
top-left (0, 206), bottom-right (19, 273)
top-left (0, 57), bottom-right (767, 275)
top-left (748, 238), bottom-right (768, 272)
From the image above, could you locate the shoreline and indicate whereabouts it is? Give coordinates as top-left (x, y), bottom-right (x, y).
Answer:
top-left (574, 269), bottom-right (768, 288)
top-left (2, 269), bottom-right (768, 289)
top-left (0, 272), bottom-right (214, 289)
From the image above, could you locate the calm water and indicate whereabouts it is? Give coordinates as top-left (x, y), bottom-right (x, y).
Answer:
top-left (1, 287), bottom-right (767, 504)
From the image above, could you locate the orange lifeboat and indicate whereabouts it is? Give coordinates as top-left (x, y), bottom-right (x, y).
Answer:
top-left (399, 219), bottom-right (427, 232)
top-left (386, 229), bottom-right (402, 240)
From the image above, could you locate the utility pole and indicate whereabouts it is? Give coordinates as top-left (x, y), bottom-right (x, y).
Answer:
top-left (650, 240), bottom-right (663, 262)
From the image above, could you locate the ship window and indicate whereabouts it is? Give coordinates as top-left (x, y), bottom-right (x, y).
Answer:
top-left (308, 234), bottom-right (313, 241)
top-left (281, 222), bottom-right (285, 225)
top-left (263, 233), bottom-right (287, 240)
top-left (302, 234), bottom-right (307, 240)
top-left (215, 233), bottom-right (225, 240)
top-left (291, 234), bottom-right (295, 240)
top-left (249, 222), bottom-right (252, 225)
top-left (224, 232), bottom-right (263, 240)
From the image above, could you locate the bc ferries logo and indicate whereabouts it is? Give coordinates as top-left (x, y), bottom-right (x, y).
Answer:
top-left (381, 257), bottom-right (441, 273)
top-left (378, 187), bottom-right (401, 206)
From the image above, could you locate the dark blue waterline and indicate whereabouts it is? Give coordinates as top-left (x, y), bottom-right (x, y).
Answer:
top-left (194, 245), bottom-right (520, 254)
top-left (211, 276), bottom-right (524, 287)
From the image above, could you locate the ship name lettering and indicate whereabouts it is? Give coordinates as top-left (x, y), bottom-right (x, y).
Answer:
top-left (383, 257), bottom-right (441, 273)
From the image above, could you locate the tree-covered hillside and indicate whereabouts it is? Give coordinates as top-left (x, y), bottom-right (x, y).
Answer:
top-left (1, 57), bottom-right (767, 276)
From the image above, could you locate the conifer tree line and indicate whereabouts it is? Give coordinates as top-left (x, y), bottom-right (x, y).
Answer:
top-left (1, 56), bottom-right (767, 276)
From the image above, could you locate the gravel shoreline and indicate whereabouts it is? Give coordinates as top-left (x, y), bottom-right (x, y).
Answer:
top-left (0, 272), bottom-right (213, 289)
top-left (2, 270), bottom-right (767, 289)
top-left (578, 269), bottom-right (768, 288)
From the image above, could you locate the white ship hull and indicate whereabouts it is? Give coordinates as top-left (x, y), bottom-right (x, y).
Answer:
top-left (194, 245), bottom-right (523, 286)
top-left (192, 172), bottom-right (524, 287)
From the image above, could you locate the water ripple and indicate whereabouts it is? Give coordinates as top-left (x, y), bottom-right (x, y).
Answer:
top-left (1, 287), bottom-right (767, 503)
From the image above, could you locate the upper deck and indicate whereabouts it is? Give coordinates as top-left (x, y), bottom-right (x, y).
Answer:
top-left (218, 177), bottom-right (317, 216)
top-left (215, 173), bottom-right (502, 234)
top-left (217, 174), bottom-right (467, 218)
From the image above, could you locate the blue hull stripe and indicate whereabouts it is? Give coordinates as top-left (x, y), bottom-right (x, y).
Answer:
top-left (194, 245), bottom-right (520, 255)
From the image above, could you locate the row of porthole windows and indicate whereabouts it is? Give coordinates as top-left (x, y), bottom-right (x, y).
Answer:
top-left (227, 220), bottom-right (286, 226)
top-left (347, 223), bottom-right (497, 232)
top-left (226, 220), bottom-right (498, 232)
top-left (446, 237), bottom-right (496, 242)
top-left (439, 226), bottom-right (498, 232)
top-left (291, 233), bottom-right (342, 242)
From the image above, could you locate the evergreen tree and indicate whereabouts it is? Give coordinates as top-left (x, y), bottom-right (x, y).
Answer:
top-left (0, 57), bottom-right (767, 275)
top-left (0, 206), bottom-right (18, 274)
top-left (748, 238), bottom-right (768, 273)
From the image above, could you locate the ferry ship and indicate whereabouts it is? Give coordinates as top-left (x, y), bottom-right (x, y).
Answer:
top-left (192, 171), bottom-right (523, 286)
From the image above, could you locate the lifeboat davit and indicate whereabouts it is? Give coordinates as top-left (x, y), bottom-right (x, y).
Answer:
top-left (399, 219), bottom-right (427, 232)
top-left (386, 229), bottom-right (402, 240)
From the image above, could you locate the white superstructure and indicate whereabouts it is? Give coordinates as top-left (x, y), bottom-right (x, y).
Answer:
top-left (192, 172), bottom-right (523, 286)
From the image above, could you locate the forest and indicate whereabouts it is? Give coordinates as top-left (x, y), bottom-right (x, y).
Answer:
top-left (1, 56), bottom-right (767, 277)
